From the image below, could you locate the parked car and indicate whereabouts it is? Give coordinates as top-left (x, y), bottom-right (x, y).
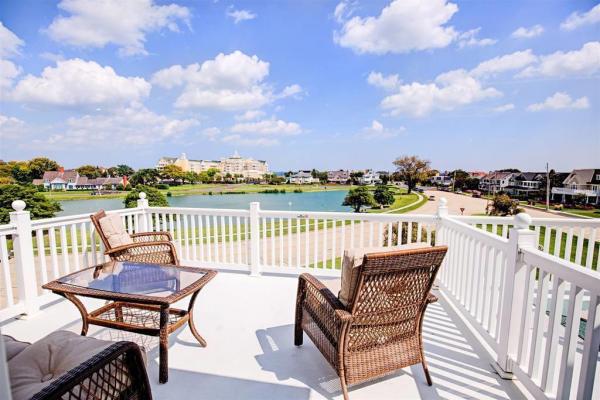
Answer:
top-left (428, 195), bottom-right (435, 201)
top-left (472, 190), bottom-right (482, 198)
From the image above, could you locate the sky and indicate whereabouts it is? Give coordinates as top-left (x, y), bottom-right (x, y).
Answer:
top-left (0, 0), bottom-right (599, 173)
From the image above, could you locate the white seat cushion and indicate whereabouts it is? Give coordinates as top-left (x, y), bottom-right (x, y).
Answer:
top-left (99, 213), bottom-right (133, 248)
top-left (338, 243), bottom-right (431, 307)
top-left (8, 331), bottom-right (114, 400)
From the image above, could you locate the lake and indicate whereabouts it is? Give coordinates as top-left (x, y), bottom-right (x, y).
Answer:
top-left (57, 190), bottom-right (351, 216)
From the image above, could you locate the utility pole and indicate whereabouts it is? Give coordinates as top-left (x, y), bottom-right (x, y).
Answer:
top-left (546, 162), bottom-right (550, 212)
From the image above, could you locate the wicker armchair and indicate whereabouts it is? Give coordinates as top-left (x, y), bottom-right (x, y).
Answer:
top-left (91, 210), bottom-right (179, 265)
top-left (294, 246), bottom-right (448, 400)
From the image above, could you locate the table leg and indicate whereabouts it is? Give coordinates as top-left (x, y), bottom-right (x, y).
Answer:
top-left (188, 290), bottom-right (207, 347)
top-left (63, 293), bottom-right (89, 336)
top-left (159, 305), bottom-right (169, 384)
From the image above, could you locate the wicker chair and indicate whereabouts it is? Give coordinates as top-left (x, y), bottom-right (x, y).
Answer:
top-left (91, 210), bottom-right (179, 265)
top-left (294, 246), bottom-right (448, 399)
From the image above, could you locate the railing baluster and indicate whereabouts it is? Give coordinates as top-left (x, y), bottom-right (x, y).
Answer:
top-left (279, 218), bottom-right (284, 268)
top-left (191, 214), bottom-right (197, 261)
top-left (237, 217), bottom-right (242, 265)
top-left (577, 294), bottom-right (600, 400)
top-left (287, 218), bottom-right (292, 267)
top-left (70, 224), bottom-right (80, 271)
top-left (0, 236), bottom-right (13, 306)
top-left (59, 225), bottom-right (70, 274)
top-left (584, 227), bottom-right (596, 268)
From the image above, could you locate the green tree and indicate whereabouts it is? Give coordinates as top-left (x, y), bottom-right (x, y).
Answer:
top-left (448, 170), bottom-right (469, 190)
top-left (392, 155), bottom-right (431, 194)
top-left (130, 169), bottom-right (160, 186)
top-left (206, 168), bottom-right (219, 181)
top-left (0, 184), bottom-right (62, 223)
top-left (115, 164), bottom-right (135, 177)
top-left (160, 164), bottom-right (184, 181)
top-left (10, 162), bottom-right (31, 184)
top-left (184, 171), bottom-right (200, 184)
top-left (373, 185), bottom-right (395, 207)
top-left (77, 165), bottom-right (102, 179)
top-left (350, 171), bottom-right (364, 185)
top-left (123, 185), bottom-right (168, 208)
top-left (28, 157), bottom-right (60, 179)
top-left (342, 186), bottom-right (375, 212)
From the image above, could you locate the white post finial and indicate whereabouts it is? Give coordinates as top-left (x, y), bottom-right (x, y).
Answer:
top-left (436, 197), bottom-right (448, 217)
top-left (11, 200), bottom-right (26, 212)
top-left (139, 192), bottom-right (147, 200)
top-left (514, 212), bottom-right (532, 229)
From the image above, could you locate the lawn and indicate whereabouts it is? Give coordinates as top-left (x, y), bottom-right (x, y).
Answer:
top-left (42, 183), bottom-right (354, 201)
top-left (366, 188), bottom-right (425, 214)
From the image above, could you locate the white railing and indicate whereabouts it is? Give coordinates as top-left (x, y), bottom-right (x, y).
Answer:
top-left (0, 194), bottom-right (599, 399)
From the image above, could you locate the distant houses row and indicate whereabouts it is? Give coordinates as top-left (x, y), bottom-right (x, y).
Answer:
top-left (32, 168), bottom-right (128, 191)
top-left (287, 170), bottom-right (384, 185)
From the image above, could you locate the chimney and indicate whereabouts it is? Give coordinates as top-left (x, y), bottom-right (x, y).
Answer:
top-left (122, 176), bottom-right (128, 186)
top-left (58, 167), bottom-right (65, 174)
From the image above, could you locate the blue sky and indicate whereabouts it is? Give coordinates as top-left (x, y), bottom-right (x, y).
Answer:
top-left (0, 0), bottom-right (598, 172)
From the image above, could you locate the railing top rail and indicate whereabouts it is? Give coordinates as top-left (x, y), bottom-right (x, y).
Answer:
top-left (0, 224), bottom-right (17, 235)
top-left (258, 209), bottom-right (437, 222)
top-left (146, 206), bottom-right (250, 217)
top-left (454, 215), bottom-right (600, 227)
top-left (30, 208), bottom-right (142, 229)
top-left (521, 247), bottom-right (600, 294)
top-left (441, 215), bottom-right (511, 251)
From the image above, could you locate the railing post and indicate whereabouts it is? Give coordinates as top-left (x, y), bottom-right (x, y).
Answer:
top-left (136, 192), bottom-right (149, 232)
top-left (493, 212), bottom-right (536, 378)
top-left (249, 202), bottom-right (261, 276)
top-left (9, 200), bottom-right (39, 316)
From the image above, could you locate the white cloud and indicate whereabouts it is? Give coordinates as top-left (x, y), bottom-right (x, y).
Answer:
top-left (470, 49), bottom-right (538, 77)
top-left (230, 118), bottom-right (302, 135)
top-left (45, 0), bottom-right (190, 56)
top-left (222, 134), bottom-right (278, 146)
top-left (334, 0), bottom-right (458, 54)
top-left (0, 22), bottom-right (24, 58)
top-left (527, 92), bottom-right (589, 111)
top-left (561, 4), bottom-right (600, 31)
top-left (511, 24), bottom-right (544, 39)
top-left (518, 41), bottom-right (600, 78)
top-left (34, 105), bottom-right (198, 147)
top-left (361, 120), bottom-right (404, 139)
top-left (367, 71), bottom-right (401, 91)
top-left (0, 23), bottom-right (24, 89)
top-left (492, 103), bottom-right (515, 113)
top-left (11, 59), bottom-right (151, 107)
top-left (226, 6), bottom-right (257, 23)
top-left (0, 114), bottom-right (26, 138)
top-left (152, 51), bottom-right (300, 111)
top-left (278, 84), bottom-right (303, 99)
top-left (235, 110), bottom-right (266, 121)
top-left (457, 28), bottom-right (497, 48)
top-left (201, 127), bottom-right (221, 141)
top-left (380, 69), bottom-right (501, 117)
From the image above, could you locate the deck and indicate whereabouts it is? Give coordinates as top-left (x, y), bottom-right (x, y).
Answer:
top-left (2, 271), bottom-right (527, 400)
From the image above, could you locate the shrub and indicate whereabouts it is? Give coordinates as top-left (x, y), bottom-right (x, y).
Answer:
top-left (488, 194), bottom-right (521, 216)
top-left (373, 185), bottom-right (395, 207)
top-left (123, 185), bottom-right (168, 208)
top-left (166, 191), bottom-right (172, 197)
top-left (0, 184), bottom-right (62, 223)
top-left (293, 189), bottom-right (303, 193)
top-left (342, 187), bottom-right (375, 212)
top-left (156, 183), bottom-right (170, 190)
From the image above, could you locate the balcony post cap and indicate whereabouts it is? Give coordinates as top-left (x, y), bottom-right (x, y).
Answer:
top-left (139, 192), bottom-right (147, 200)
top-left (514, 212), bottom-right (532, 229)
top-left (439, 197), bottom-right (448, 206)
top-left (11, 200), bottom-right (26, 212)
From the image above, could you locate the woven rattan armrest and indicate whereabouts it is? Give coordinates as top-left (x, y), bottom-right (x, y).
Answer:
top-left (131, 231), bottom-right (173, 242)
top-left (30, 341), bottom-right (152, 400)
top-left (426, 293), bottom-right (438, 304)
top-left (105, 241), bottom-right (179, 265)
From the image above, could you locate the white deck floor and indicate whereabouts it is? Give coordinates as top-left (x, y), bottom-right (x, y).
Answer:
top-left (2, 272), bottom-right (528, 400)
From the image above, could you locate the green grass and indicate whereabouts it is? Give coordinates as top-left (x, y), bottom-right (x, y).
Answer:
top-left (367, 190), bottom-right (419, 214)
top-left (42, 183), bottom-right (354, 201)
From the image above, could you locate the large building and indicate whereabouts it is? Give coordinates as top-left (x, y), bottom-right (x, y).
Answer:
top-left (157, 152), bottom-right (268, 180)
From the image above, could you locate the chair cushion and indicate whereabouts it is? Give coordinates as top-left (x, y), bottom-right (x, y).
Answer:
top-left (99, 213), bottom-right (133, 248)
top-left (7, 331), bottom-right (114, 400)
top-left (338, 243), bottom-right (431, 307)
top-left (2, 335), bottom-right (29, 361)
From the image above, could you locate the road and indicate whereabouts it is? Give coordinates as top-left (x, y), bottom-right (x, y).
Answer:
top-left (409, 189), bottom-right (568, 218)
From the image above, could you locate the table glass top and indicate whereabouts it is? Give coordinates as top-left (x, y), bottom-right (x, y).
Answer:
top-left (58, 261), bottom-right (206, 297)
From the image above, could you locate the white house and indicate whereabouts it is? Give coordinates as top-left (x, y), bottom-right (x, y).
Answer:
top-left (358, 170), bottom-right (381, 185)
top-left (289, 171), bottom-right (319, 184)
top-left (430, 172), bottom-right (453, 187)
top-left (479, 171), bottom-right (515, 193)
top-left (551, 169), bottom-right (600, 204)
top-left (33, 168), bottom-right (127, 191)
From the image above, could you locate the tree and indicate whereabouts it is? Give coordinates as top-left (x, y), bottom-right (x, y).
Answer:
top-left (392, 155), bottom-right (431, 194)
top-left (184, 171), bottom-right (200, 184)
top-left (373, 185), bottom-right (395, 207)
top-left (130, 168), bottom-right (160, 186)
top-left (464, 177), bottom-right (480, 191)
top-left (10, 162), bottom-right (31, 184)
top-left (123, 185), bottom-right (168, 208)
top-left (539, 169), bottom-right (564, 200)
top-left (206, 168), bottom-right (219, 181)
top-left (160, 165), bottom-right (184, 182)
top-left (115, 164), bottom-right (135, 177)
top-left (77, 165), bottom-right (102, 179)
top-left (380, 174), bottom-right (390, 185)
top-left (448, 169), bottom-right (469, 190)
top-left (342, 186), bottom-right (375, 212)
top-left (350, 171), bottom-right (364, 185)
top-left (0, 184), bottom-right (62, 223)
top-left (488, 194), bottom-right (522, 216)
top-left (28, 157), bottom-right (60, 179)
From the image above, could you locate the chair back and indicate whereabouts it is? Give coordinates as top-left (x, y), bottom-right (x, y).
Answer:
top-left (90, 209), bottom-right (113, 251)
top-left (346, 246), bottom-right (447, 351)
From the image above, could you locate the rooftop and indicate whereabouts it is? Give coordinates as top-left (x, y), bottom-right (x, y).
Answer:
top-left (2, 272), bottom-right (526, 400)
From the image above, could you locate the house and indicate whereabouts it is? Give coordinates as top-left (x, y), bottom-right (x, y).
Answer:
top-left (289, 171), bottom-right (319, 184)
top-left (468, 171), bottom-right (487, 179)
top-left (33, 168), bottom-right (128, 191)
top-left (357, 170), bottom-right (381, 185)
top-left (429, 172), bottom-right (453, 187)
top-left (506, 172), bottom-right (545, 197)
top-left (478, 171), bottom-right (515, 193)
top-left (551, 168), bottom-right (600, 205)
top-left (327, 170), bottom-right (350, 184)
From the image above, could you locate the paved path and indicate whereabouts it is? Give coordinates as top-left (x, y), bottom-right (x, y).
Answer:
top-left (409, 190), bottom-right (568, 218)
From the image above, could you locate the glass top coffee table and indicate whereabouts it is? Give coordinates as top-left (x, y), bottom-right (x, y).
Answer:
top-left (43, 261), bottom-right (217, 384)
